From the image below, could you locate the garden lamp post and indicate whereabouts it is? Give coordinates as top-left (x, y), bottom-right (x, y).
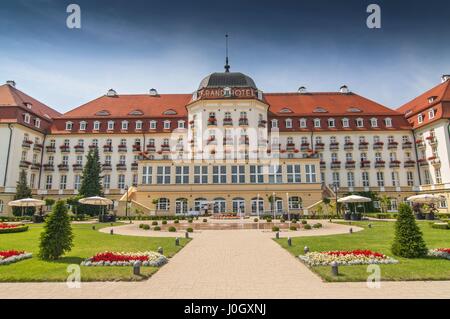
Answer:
top-left (257, 193), bottom-right (260, 230)
top-left (333, 183), bottom-right (339, 217)
top-left (125, 185), bottom-right (129, 217)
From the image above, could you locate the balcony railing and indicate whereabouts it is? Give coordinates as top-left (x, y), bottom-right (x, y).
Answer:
top-left (373, 142), bottom-right (384, 150)
top-left (320, 161), bottom-right (326, 169)
top-left (89, 144), bottom-right (99, 150)
top-left (330, 161), bottom-right (341, 169)
top-left (426, 135), bottom-right (437, 145)
top-left (207, 118), bottom-right (217, 126)
top-left (404, 160), bottom-right (415, 168)
top-left (43, 164), bottom-right (54, 172)
top-left (19, 160), bottom-right (31, 168)
top-left (131, 162), bottom-right (138, 171)
top-left (103, 145), bottom-right (113, 152)
top-left (428, 156), bottom-right (441, 166)
top-left (46, 146), bottom-right (56, 153)
top-left (416, 139), bottom-right (426, 148)
top-left (360, 160), bottom-right (371, 169)
top-left (387, 141), bottom-right (398, 150)
top-left (72, 164), bottom-right (83, 171)
top-left (31, 163), bottom-right (41, 170)
top-left (223, 138), bottom-right (234, 145)
top-left (314, 143), bottom-right (324, 151)
top-left (147, 144), bottom-right (156, 152)
top-left (118, 145), bottom-right (127, 152)
top-left (116, 163), bottom-right (127, 171)
top-left (374, 160), bottom-right (385, 168)
top-left (345, 161), bottom-right (355, 169)
top-left (74, 145), bottom-right (84, 153)
top-left (358, 142), bottom-right (369, 150)
top-left (389, 160), bottom-right (401, 168)
top-left (329, 143), bottom-right (339, 151)
top-left (223, 118), bottom-right (233, 126)
top-left (33, 144), bottom-right (43, 152)
top-left (58, 164), bottom-right (69, 171)
top-left (102, 163), bottom-right (112, 171)
top-left (344, 142), bottom-right (354, 150)
top-left (286, 143), bottom-right (296, 151)
top-left (132, 145), bottom-right (142, 152)
top-left (59, 145), bottom-right (70, 153)
top-left (239, 118), bottom-right (249, 126)
top-left (417, 159), bottom-right (428, 166)
top-left (22, 140), bottom-right (33, 148)
top-left (161, 144), bottom-right (170, 152)
top-left (402, 141), bottom-right (412, 149)
top-left (258, 119), bottom-right (267, 128)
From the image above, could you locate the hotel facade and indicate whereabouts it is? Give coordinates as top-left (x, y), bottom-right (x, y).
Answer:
top-left (1, 68), bottom-right (450, 216)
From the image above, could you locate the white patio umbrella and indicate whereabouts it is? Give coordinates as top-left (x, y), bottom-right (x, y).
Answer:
top-left (78, 196), bottom-right (113, 219)
top-left (406, 194), bottom-right (445, 204)
top-left (338, 195), bottom-right (372, 215)
top-left (8, 198), bottom-right (45, 217)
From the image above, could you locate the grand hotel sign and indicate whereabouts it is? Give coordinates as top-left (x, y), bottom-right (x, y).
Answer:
top-left (198, 87), bottom-right (257, 99)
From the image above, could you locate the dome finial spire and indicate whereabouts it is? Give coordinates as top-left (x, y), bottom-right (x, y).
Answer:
top-left (224, 34), bottom-right (230, 72)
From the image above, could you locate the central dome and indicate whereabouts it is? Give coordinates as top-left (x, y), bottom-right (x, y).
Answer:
top-left (198, 72), bottom-right (257, 90)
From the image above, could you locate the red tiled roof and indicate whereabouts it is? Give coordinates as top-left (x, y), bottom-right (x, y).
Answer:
top-left (0, 84), bottom-right (61, 119)
top-left (265, 92), bottom-right (400, 116)
top-left (62, 94), bottom-right (192, 118)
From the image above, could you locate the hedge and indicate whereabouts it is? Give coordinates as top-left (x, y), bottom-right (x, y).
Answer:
top-left (0, 225), bottom-right (29, 234)
top-left (431, 223), bottom-right (449, 230)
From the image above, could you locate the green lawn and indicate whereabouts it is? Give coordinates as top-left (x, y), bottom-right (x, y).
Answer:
top-left (0, 223), bottom-right (190, 282)
top-left (275, 220), bottom-right (450, 282)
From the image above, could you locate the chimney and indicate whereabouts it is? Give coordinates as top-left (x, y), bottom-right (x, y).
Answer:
top-left (6, 80), bottom-right (16, 88)
top-left (340, 85), bottom-right (349, 94)
top-left (441, 75), bottom-right (450, 83)
top-left (298, 86), bottom-right (307, 94)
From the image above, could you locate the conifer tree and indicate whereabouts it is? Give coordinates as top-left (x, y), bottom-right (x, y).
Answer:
top-left (78, 148), bottom-right (103, 215)
top-left (13, 169), bottom-right (33, 216)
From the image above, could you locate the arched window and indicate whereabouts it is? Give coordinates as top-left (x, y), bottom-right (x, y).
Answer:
top-left (288, 196), bottom-right (302, 210)
top-left (232, 198), bottom-right (245, 214)
top-left (213, 197), bottom-right (226, 213)
top-left (251, 197), bottom-right (264, 214)
top-left (370, 118), bottom-right (378, 127)
top-left (175, 198), bottom-right (188, 215)
top-left (157, 198), bottom-right (170, 211)
top-left (194, 198), bottom-right (207, 211)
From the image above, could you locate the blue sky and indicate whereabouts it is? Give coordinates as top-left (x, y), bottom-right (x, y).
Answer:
top-left (1, 0), bottom-right (450, 113)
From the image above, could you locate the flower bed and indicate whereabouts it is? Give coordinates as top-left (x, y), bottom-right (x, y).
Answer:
top-left (299, 249), bottom-right (398, 266)
top-left (0, 223), bottom-right (29, 234)
top-left (0, 250), bottom-right (32, 265)
top-left (81, 251), bottom-right (168, 267)
top-left (428, 248), bottom-right (450, 260)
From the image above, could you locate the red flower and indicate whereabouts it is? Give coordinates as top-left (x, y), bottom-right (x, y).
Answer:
top-left (91, 252), bottom-right (149, 263)
top-left (0, 250), bottom-right (25, 258)
top-left (0, 223), bottom-right (23, 229)
top-left (324, 250), bottom-right (386, 258)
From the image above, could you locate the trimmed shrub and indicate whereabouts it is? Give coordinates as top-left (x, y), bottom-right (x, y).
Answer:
top-left (142, 224), bottom-right (150, 230)
top-left (391, 203), bottom-right (428, 258)
top-left (431, 223), bottom-right (449, 230)
top-left (280, 219), bottom-right (285, 223)
top-left (304, 224), bottom-right (312, 230)
top-left (203, 219), bottom-right (208, 223)
top-left (186, 227), bottom-right (193, 233)
top-left (139, 224), bottom-right (144, 229)
top-left (188, 219), bottom-right (193, 223)
top-left (151, 221), bottom-right (158, 226)
top-left (174, 219), bottom-right (179, 224)
top-left (38, 200), bottom-right (74, 260)
top-left (313, 223), bottom-right (322, 229)
top-left (153, 226), bottom-right (161, 231)
top-left (301, 220), bottom-right (307, 225)
top-left (289, 226), bottom-right (297, 231)
top-left (254, 218), bottom-right (259, 222)
top-left (162, 220), bottom-right (167, 225)
top-left (272, 226), bottom-right (280, 232)
top-left (168, 226), bottom-right (176, 232)
top-left (266, 218), bottom-right (272, 223)
top-left (292, 219), bottom-right (298, 224)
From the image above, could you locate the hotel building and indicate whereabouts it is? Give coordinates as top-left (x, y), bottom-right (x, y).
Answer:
top-left (1, 67), bottom-right (449, 216)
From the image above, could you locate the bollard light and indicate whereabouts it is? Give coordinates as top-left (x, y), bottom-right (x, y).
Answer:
top-left (175, 237), bottom-right (180, 246)
top-left (368, 223), bottom-right (372, 229)
top-left (287, 237), bottom-right (292, 247)
top-left (276, 232), bottom-right (279, 239)
top-left (133, 260), bottom-right (142, 276)
top-left (331, 261), bottom-right (339, 276)
top-left (185, 231), bottom-right (189, 239)
top-left (110, 229), bottom-right (114, 235)
top-left (304, 246), bottom-right (309, 254)
top-left (157, 247), bottom-right (163, 255)
top-left (349, 227), bottom-right (353, 234)
top-left (92, 225), bottom-right (95, 230)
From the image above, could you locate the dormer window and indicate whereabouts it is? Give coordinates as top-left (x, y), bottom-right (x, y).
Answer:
top-left (65, 121), bottom-right (73, 131)
top-left (107, 121), bottom-right (115, 130)
top-left (163, 109), bottom-right (178, 115)
top-left (356, 118), bottom-right (364, 128)
top-left (150, 120), bottom-right (157, 130)
top-left (428, 96), bottom-right (437, 104)
top-left (428, 109), bottom-right (435, 120)
top-left (384, 117), bottom-right (392, 127)
top-left (129, 110), bottom-right (144, 116)
top-left (163, 120), bottom-right (171, 130)
top-left (93, 121), bottom-right (100, 130)
top-left (271, 119), bottom-right (278, 128)
top-left (299, 118), bottom-right (307, 128)
top-left (285, 118), bottom-right (292, 128)
top-left (121, 121), bottom-right (129, 130)
top-left (178, 120), bottom-right (185, 129)
top-left (135, 120), bottom-right (143, 130)
top-left (313, 107), bottom-right (328, 113)
top-left (370, 118), bottom-right (378, 127)
top-left (328, 118), bottom-right (335, 128)
top-left (34, 118), bottom-right (41, 128)
top-left (79, 121), bottom-right (87, 131)
top-left (342, 118), bottom-right (349, 128)
top-left (95, 110), bottom-right (111, 116)
top-left (280, 108), bottom-right (293, 113)
top-left (418, 114), bottom-right (424, 124)
top-left (347, 107), bottom-right (362, 113)
top-left (223, 87), bottom-right (231, 97)
top-left (313, 118), bottom-right (321, 128)
top-left (24, 113), bottom-right (31, 124)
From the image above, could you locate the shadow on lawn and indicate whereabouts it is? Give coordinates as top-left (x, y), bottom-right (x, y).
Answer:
top-left (46, 256), bottom-right (84, 264)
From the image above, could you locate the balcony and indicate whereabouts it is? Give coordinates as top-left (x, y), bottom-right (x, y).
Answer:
top-left (223, 118), bottom-right (233, 126)
top-left (239, 137), bottom-right (249, 145)
top-left (22, 140), bottom-right (33, 149)
top-left (175, 144), bottom-right (184, 152)
top-left (116, 163), bottom-right (127, 171)
top-left (358, 142), bottom-right (369, 150)
top-left (389, 160), bottom-right (401, 168)
top-left (207, 137), bottom-right (216, 145)
top-left (223, 137), bottom-right (234, 145)
top-left (374, 160), bottom-right (385, 168)
top-left (330, 161), bottom-right (341, 169)
top-left (417, 159), bottom-right (428, 167)
top-left (103, 145), bottom-right (113, 152)
top-left (320, 161), bottom-right (326, 169)
top-left (428, 156), bottom-right (441, 166)
top-left (301, 143), bottom-right (311, 151)
top-left (286, 143), bottom-right (296, 151)
top-left (360, 160), bottom-right (371, 169)
top-left (271, 143), bottom-right (281, 151)
top-left (344, 142), bottom-right (354, 151)
top-left (189, 120), bottom-right (195, 129)
top-left (373, 142), bottom-right (384, 150)
top-left (314, 143), bottom-right (324, 151)
top-left (131, 162), bottom-right (138, 171)
top-left (387, 141), bottom-right (398, 150)
top-left (33, 143), bottom-right (43, 152)
top-left (404, 160), bottom-right (415, 168)
top-left (207, 118), bottom-right (217, 126)
top-left (89, 144), bottom-right (99, 150)
top-left (239, 118), bottom-right (249, 126)
top-left (72, 164), bottom-right (83, 171)
top-left (60, 145), bottom-right (70, 153)
top-left (43, 164), bottom-right (54, 172)
top-left (416, 139), bottom-right (426, 148)
top-left (161, 144), bottom-right (170, 152)
top-left (19, 160), bottom-right (31, 168)
top-left (426, 135), bottom-right (437, 145)
top-left (258, 119), bottom-right (267, 128)
top-left (31, 163), bottom-right (41, 170)
top-left (132, 144), bottom-right (142, 152)
top-left (46, 145), bottom-right (56, 153)
top-left (118, 145), bottom-right (127, 152)
top-left (345, 161), bottom-right (355, 169)
top-left (58, 164), bottom-right (69, 171)
top-left (74, 145), bottom-right (84, 153)
top-left (402, 141), bottom-right (412, 149)
top-left (102, 163), bottom-right (112, 171)
top-left (329, 142), bottom-right (339, 151)
top-left (146, 144), bottom-right (156, 152)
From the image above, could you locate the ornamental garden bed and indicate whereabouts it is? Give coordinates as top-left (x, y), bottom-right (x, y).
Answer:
top-left (0, 250), bottom-right (32, 265)
top-left (0, 223), bottom-right (29, 234)
top-left (299, 249), bottom-right (398, 266)
top-left (81, 251), bottom-right (168, 267)
top-left (428, 248), bottom-right (450, 260)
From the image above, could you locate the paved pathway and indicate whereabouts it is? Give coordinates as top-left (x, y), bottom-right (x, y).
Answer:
top-left (0, 229), bottom-right (449, 298)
